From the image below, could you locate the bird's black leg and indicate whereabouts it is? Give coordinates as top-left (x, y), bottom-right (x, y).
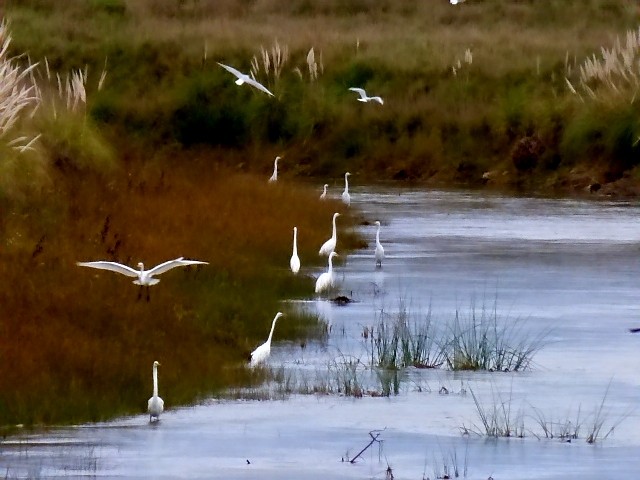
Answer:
top-left (137, 287), bottom-right (142, 301)
top-left (146, 287), bottom-right (150, 302)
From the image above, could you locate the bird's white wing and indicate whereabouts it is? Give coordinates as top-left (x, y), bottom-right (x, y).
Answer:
top-left (76, 261), bottom-right (139, 278)
top-left (217, 62), bottom-right (245, 80)
top-left (372, 96), bottom-right (384, 105)
top-left (245, 77), bottom-right (274, 96)
top-left (147, 258), bottom-right (208, 276)
top-left (349, 87), bottom-right (367, 99)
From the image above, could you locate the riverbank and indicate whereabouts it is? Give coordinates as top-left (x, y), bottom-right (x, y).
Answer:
top-left (5, 0), bottom-right (640, 197)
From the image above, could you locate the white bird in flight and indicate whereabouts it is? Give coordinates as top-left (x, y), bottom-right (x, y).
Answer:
top-left (319, 212), bottom-right (340, 256)
top-left (148, 361), bottom-right (164, 422)
top-left (249, 312), bottom-right (284, 367)
top-left (77, 257), bottom-right (208, 300)
top-left (217, 62), bottom-right (274, 96)
top-left (269, 156), bottom-right (280, 183)
top-left (290, 227), bottom-right (300, 274)
top-left (342, 172), bottom-right (351, 206)
top-left (450, 0), bottom-right (466, 4)
top-left (348, 87), bottom-right (383, 105)
top-left (315, 252), bottom-right (338, 294)
top-left (374, 221), bottom-right (385, 268)
top-left (320, 184), bottom-right (328, 200)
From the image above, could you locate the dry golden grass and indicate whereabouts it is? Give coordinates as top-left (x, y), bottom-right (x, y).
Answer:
top-left (0, 151), bottom-right (357, 425)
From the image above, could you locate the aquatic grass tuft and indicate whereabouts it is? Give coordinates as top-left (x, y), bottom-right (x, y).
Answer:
top-left (464, 384), bottom-right (526, 439)
top-left (444, 300), bottom-right (547, 372)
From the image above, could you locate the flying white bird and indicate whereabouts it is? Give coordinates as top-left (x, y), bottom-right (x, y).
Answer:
top-left (76, 257), bottom-right (208, 300)
top-left (315, 252), bottom-right (338, 294)
top-left (450, 0), bottom-right (466, 4)
top-left (269, 156), bottom-right (280, 183)
top-left (342, 172), bottom-right (351, 206)
top-left (249, 312), bottom-right (285, 367)
top-left (290, 227), bottom-right (300, 274)
top-left (148, 361), bottom-right (164, 422)
top-left (348, 87), bottom-right (384, 105)
top-left (320, 183), bottom-right (328, 200)
top-left (374, 221), bottom-right (385, 268)
top-left (319, 212), bottom-right (340, 256)
top-left (217, 62), bottom-right (274, 96)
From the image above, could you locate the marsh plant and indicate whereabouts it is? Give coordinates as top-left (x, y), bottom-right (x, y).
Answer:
top-left (463, 385), bottom-right (526, 439)
top-left (444, 301), bottom-right (546, 372)
top-left (365, 302), bottom-right (446, 371)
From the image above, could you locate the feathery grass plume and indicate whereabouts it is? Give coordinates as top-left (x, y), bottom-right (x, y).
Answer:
top-left (569, 26), bottom-right (640, 102)
top-left (250, 39), bottom-right (289, 84)
top-left (0, 20), bottom-right (40, 151)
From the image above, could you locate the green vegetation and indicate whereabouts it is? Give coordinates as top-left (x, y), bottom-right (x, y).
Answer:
top-left (5, 0), bottom-right (640, 193)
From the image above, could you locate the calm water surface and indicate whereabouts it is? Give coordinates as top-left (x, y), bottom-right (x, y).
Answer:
top-left (2, 187), bottom-right (639, 479)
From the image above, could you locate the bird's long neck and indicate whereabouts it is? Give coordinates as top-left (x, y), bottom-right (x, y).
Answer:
top-left (328, 254), bottom-right (335, 273)
top-left (152, 365), bottom-right (159, 398)
top-left (267, 316), bottom-right (280, 344)
top-left (292, 229), bottom-right (298, 255)
top-left (273, 159), bottom-right (278, 176)
top-left (376, 225), bottom-right (381, 244)
top-left (344, 174), bottom-right (349, 193)
top-left (331, 215), bottom-right (337, 240)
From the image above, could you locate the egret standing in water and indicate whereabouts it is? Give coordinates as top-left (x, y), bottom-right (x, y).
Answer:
top-left (76, 257), bottom-right (208, 301)
top-left (342, 172), bottom-right (351, 206)
top-left (320, 184), bottom-right (329, 200)
top-left (290, 227), bottom-right (300, 274)
top-left (374, 221), bottom-right (385, 268)
top-left (315, 252), bottom-right (338, 294)
top-left (269, 156), bottom-right (280, 183)
top-left (319, 212), bottom-right (340, 256)
top-left (148, 361), bottom-right (164, 422)
top-left (249, 312), bottom-right (284, 367)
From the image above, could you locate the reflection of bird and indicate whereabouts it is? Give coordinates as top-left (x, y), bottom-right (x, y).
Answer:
top-left (315, 252), bottom-right (338, 294)
top-left (348, 87), bottom-right (383, 105)
top-left (342, 172), bottom-right (351, 206)
top-left (250, 312), bottom-right (284, 366)
top-left (217, 62), bottom-right (274, 96)
top-left (148, 361), bottom-right (164, 422)
top-left (269, 156), bottom-right (280, 183)
top-left (374, 221), bottom-right (385, 268)
top-left (77, 257), bottom-right (208, 301)
top-left (320, 184), bottom-right (328, 200)
top-left (290, 227), bottom-right (300, 274)
top-left (319, 212), bottom-right (340, 256)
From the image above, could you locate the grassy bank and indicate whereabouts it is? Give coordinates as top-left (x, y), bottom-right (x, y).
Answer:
top-left (5, 0), bottom-right (640, 194)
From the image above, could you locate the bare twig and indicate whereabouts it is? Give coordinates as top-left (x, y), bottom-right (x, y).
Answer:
top-left (349, 428), bottom-right (385, 464)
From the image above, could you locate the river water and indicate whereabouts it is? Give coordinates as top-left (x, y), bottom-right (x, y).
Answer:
top-left (2, 187), bottom-right (640, 479)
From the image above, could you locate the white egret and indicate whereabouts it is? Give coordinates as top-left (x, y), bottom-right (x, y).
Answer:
top-left (217, 62), bottom-right (274, 96)
top-left (269, 156), bottom-right (280, 183)
top-left (290, 227), bottom-right (300, 274)
top-left (76, 257), bottom-right (208, 300)
top-left (450, 0), bottom-right (466, 4)
top-left (374, 221), bottom-right (385, 268)
top-left (320, 183), bottom-right (328, 200)
top-left (319, 212), bottom-right (340, 256)
top-left (342, 172), bottom-right (351, 206)
top-left (249, 312), bottom-right (284, 367)
top-left (148, 361), bottom-right (164, 422)
top-left (348, 87), bottom-right (384, 105)
top-left (315, 252), bottom-right (338, 294)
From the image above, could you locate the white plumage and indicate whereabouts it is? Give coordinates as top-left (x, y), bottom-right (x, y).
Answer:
top-left (315, 252), bottom-right (338, 294)
top-left (348, 87), bottom-right (384, 105)
top-left (218, 62), bottom-right (274, 96)
top-left (374, 220), bottom-right (385, 268)
top-left (320, 184), bottom-right (328, 200)
top-left (290, 227), bottom-right (301, 274)
top-left (341, 172), bottom-right (351, 206)
top-left (250, 312), bottom-right (285, 367)
top-left (147, 361), bottom-right (164, 422)
top-left (319, 212), bottom-right (340, 256)
top-left (269, 156), bottom-right (280, 183)
top-left (76, 257), bottom-right (208, 286)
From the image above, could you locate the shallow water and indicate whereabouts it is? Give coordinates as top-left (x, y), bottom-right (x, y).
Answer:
top-left (2, 187), bottom-right (640, 479)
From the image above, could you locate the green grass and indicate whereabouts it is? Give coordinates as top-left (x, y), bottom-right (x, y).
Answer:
top-left (4, 0), bottom-right (640, 192)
